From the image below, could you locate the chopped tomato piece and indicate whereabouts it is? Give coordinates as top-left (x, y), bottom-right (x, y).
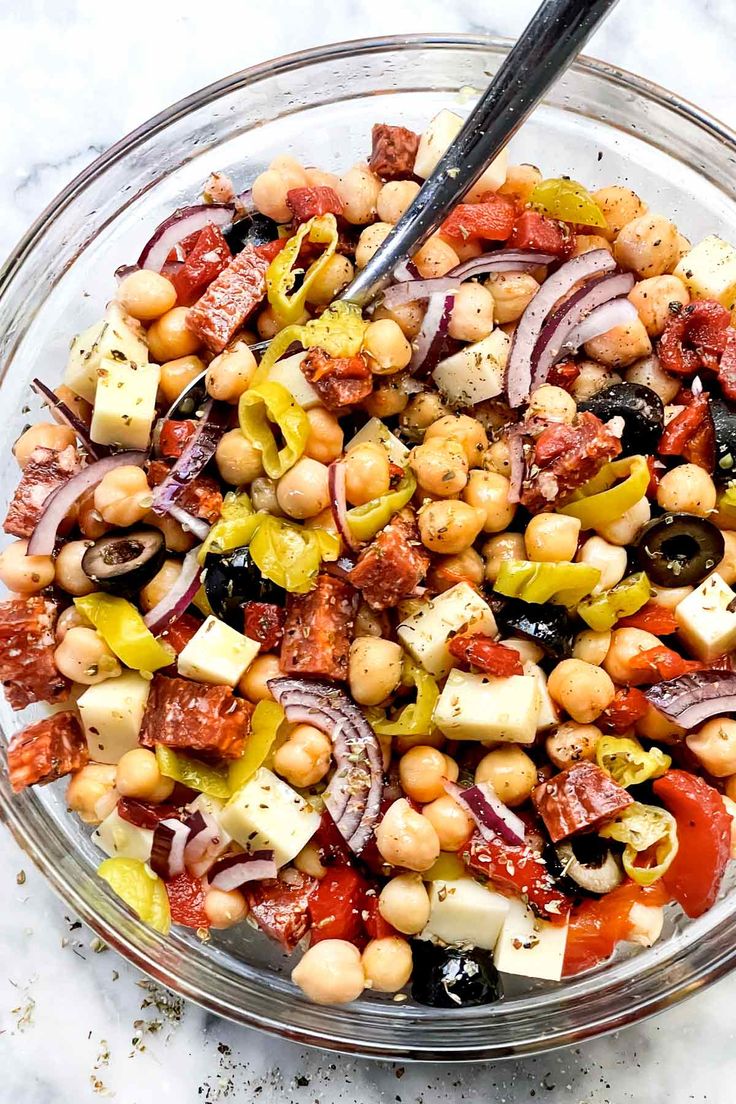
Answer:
top-left (658, 300), bottom-right (731, 375)
top-left (158, 612), bottom-right (202, 656)
top-left (166, 871), bottom-right (209, 929)
top-left (598, 686), bottom-right (650, 734)
top-left (440, 194), bottom-right (516, 242)
top-left (617, 603), bottom-right (678, 635)
top-left (254, 238), bottom-right (287, 262)
top-left (171, 224), bottom-right (232, 307)
top-left (308, 865), bottom-right (367, 945)
top-left (465, 831), bottom-right (572, 924)
top-left (509, 210), bottom-right (573, 256)
top-left (563, 880), bottom-right (670, 976)
top-left (653, 770), bottom-right (732, 918)
top-left (448, 633), bottom-right (524, 676)
top-left (243, 601), bottom-right (285, 652)
top-left (362, 892), bottom-right (398, 940)
top-left (645, 455), bottom-right (661, 498)
top-left (158, 419), bottom-right (198, 460)
top-left (658, 392), bottom-right (715, 472)
top-left (628, 645), bottom-right (701, 682)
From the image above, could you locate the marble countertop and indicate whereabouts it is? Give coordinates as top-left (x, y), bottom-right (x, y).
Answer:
top-left (2, 0), bottom-right (736, 1100)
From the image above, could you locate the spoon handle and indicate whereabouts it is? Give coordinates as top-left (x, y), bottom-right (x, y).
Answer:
top-left (344, 0), bottom-right (621, 308)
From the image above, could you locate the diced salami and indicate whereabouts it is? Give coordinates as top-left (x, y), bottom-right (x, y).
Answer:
top-left (280, 574), bottom-right (357, 681)
top-left (4, 445), bottom-right (79, 538)
top-left (509, 210), bottom-right (574, 257)
top-left (286, 186), bottom-right (343, 224)
top-left (532, 761), bottom-right (633, 843)
top-left (157, 420), bottom-right (198, 460)
top-left (7, 711), bottom-right (88, 793)
top-left (301, 348), bottom-right (373, 410)
top-left (243, 601), bottom-right (285, 652)
top-left (170, 224), bottom-right (232, 307)
top-left (0, 596), bottom-right (70, 710)
top-left (348, 510), bottom-right (430, 611)
top-left (245, 868), bottom-right (318, 952)
top-left (139, 675), bottom-right (252, 759)
top-left (369, 123), bottom-right (420, 180)
top-left (147, 459), bottom-right (223, 523)
top-left (520, 412), bottom-right (621, 514)
top-left (187, 244), bottom-right (269, 353)
top-left (440, 195), bottom-right (516, 242)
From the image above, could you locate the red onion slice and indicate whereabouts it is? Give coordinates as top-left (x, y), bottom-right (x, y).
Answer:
top-left (27, 450), bottom-right (146, 556)
top-left (382, 249), bottom-right (557, 310)
top-left (151, 400), bottom-right (230, 518)
top-left (184, 809), bottom-right (228, 876)
top-left (208, 850), bottom-right (277, 891)
top-left (138, 204), bottom-right (235, 273)
top-left (409, 292), bottom-right (454, 374)
top-left (562, 296), bottom-right (638, 353)
top-left (30, 378), bottom-right (106, 461)
top-left (328, 461), bottom-right (358, 551)
top-left (268, 677), bottom-right (383, 854)
top-left (645, 670), bottom-right (736, 729)
top-left (506, 248), bottom-right (617, 407)
top-left (444, 779), bottom-right (526, 846)
top-left (167, 505), bottom-right (211, 541)
top-left (143, 545), bottom-right (202, 635)
top-left (150, 817), bottom-right (190, 880)
top-left (392, 259), bottom-right (420, 283)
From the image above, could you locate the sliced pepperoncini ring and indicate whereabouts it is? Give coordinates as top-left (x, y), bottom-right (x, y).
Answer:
top-left (199, 491), bottom-right (256, 562)
top-left (578, 571), bottom-right (651, 632)
top-left (558, 455), bottom-right (650, 528)
top-left (239, 381), bottom-right (309, 479)
top-left (254, 300), bottom-right (368, 381)
top-left (599, 801), bottom-right (679, 886)
top-left (529, 177), bottom-right (608, 229)
top-left (373, 658), bottom-right (439, 738)
top-left (155, 744), bottom-right (231, 799)
top-left (75, 593), bottom-right (174, 672)
top-left (266, 213), bottom-right (339, 326)
top-left (596, 735), bottom-right (671, 788)
top-left (494, 559), bottom-right (601, 608)
top-left (228, 700), bottom-right (285, 793)
top-left (97, 857), bottom-right (171, 934)
top-left (346, 469), bottom-right (417, 544)
top-left (247, 513), bottom-right (339, 594)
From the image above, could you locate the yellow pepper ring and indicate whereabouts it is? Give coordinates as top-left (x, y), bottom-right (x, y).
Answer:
top-left (346, 469), bottom-right (417, 544)
top-left (266, 213), bottom-right (339, 326)
top-left (558, 455), bottom-right (650, 528)
top-left (229, 700), bottom-right (285, 793)
top-left (75, 593), bottom-right (174, 672)
top-left (239, 380), bottom-right (309, 480)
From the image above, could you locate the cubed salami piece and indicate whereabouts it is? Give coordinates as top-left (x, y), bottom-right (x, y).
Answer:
top-left (369, 123), bottom-right (420, 180)
top-left (521, 412), bottom-right (621, 514)
top-left (4, 445), bottom-right (79, 538)
top-left (146, 459), bottom-right (223, 523)
top-left (280, 574), bottom-right (357, 681)
top-left (139, 674), bottom-right (252, 759)
top-left (0, 596), bottom-right (70, 710)
top-left (186, 244), bottom-right (269, 353)
top-left (509, 210), bottom-right (574, 257)
top-left (286, 186), bottom-right (344, 224)
top-left (532, 761), bottom-right (633, 843)
top-left (349, 510), bottom-right (430, 611)
top-left (245, 868), bottom-right (317, 952)
top-left (7, 711), bottom-right (88, 793)
top-left (243, 601), bottom-right (285, 652)
top-left (301, 348), bottom-right (373, 410)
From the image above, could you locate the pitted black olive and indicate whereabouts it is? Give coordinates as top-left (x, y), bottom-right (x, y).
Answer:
top-left (709, 397), bottom-right (736, 483)
top-left (579, 382), bottom-right (664, 456)
top-left (224, 212), bottom-right (279, 254)
top-left (410, 941), bottom-right (502, 1008)
top-left (634, 512), bottom-right (725, 587)
top-left (491, 596), bottom-right (575, 660)
top-left (81, 529), bottom-right (166, 595)
top-left (552, 838), bottom-right (624, 896)
top-left (203, 546), bottom-right (285, 627)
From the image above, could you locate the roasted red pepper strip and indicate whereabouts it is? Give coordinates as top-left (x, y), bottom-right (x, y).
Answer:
top-left (440, 194), bottom-right (516, 242)
top-left (546, 358), bottom-right (580, 391)
top-left (653, 770), bottom-right (732, 918)
top-left (598, 686), bottom-right (650, 734)
top-left (158, 612), bottom-right (202, 656)
top-left (628, 645), bottom-right (701, 682)
top-left (286, 186), bottom-right (344, 224)
top-left (658, 300), bottom-right (731, 375)
top-left (301, 348), bottom-right (373, 410)
top-left (166, 871), bottom-right (210, 929)
top-left (158, 420), bottom-right (198, 460)
top-left (465, 831), bottom-right (572, 924)
top-left (447, 633), bottom-right (524, 676)
top-left (532, 761), bottom-right (633, 843)
top-left (617, 603), bottom-right (678, 635)
top-left (718, 328), bottom-right (736, 401)
top-left (362, 892), bottom-right (398, 940)
top-left (170, 224), bottom-right (231, 307)
top-left (245, 870), bottom-right (318, 952)
top-left (563, 880), bottom-right (670, 976)
top-left (254, 239), bottom-right (287, 262)
top-left (658, 392), bottom-right (715, 472)
top-left (243, 601), bottom-right (285, 652)
top-left (509, 210), bottom-right (573, 256)
top-left (308, 865), bottom-right (368, 945)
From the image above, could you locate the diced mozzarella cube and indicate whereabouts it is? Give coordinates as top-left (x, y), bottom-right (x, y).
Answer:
top-left (92, 807), bottom-right (153, 862)
top-left (177, 615), bottom-right (260, 686)
top-left (432, 329), bottom-right (509, 407)
top-left (221, 767), bottom-right (321, 868)
top-left (422, 877), bottom-right (509, 950)
top-left (77, 672), bottom-right (151, 764)
top-left (675, 572), bottom-right (736, 661)
top-left (524, 662), bottom-right (559, 730)
top-left (397, 582), bottom-right (497, 678)
top-left (674, 235), bottom-right (736, 310)
top-left (90, 358), bottom-right (161, 450)
top-left (265, 352), bottom-right (322, 409)
top-left (465, 148), bottom-right (508, 200)
top-left (346, 416), bottom-right (409, 465)
top-left (432, 669), bottom-right (541, 744)
top-left (494, 897), bottom-right (569, 981)
top-left (65, 303), bottom-right (149, 402)
top-left (414, 109), bottom-right (464, 179)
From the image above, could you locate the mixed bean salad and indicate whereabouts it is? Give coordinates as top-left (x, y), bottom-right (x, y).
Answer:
top-left (5, 108), bottom-right (736, 1009)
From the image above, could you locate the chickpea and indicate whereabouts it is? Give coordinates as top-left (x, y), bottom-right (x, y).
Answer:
top-left (421, 794), bottom-right (474, 851)
top-left (300, 407), bottom-right (342, 465)
top-left (54, 540), bottom-right (95, 596)
top-left (239, 653), bottom-right (281, 702)
top-left (584, 317), bottom-right (652, 368)
top-left (0, 539), bottom-right (54, 593)
top-left (147, 307), bottom-right (200, 362)
top-left (483, 531), bottom-right (526, 584)
top-left (577, 535), bottom-right (627, 591)
top-left (362, 318), bottom-right (412, 375)
top-left (596, 496), bottom-right (651, 546)
top-left (614, 214), bottom-right (680, 278)
top-left (657, 463), bottom-right (717, 516)
top-left (375, 798), bottom-right (440, 872)
top-left (116, 748), bottom-right (173, 801)
top-left (400, 393), bottom-right (449, 441)
top-left (604, 627), bottom-right (661, 686)
top-left (447, 282), bottom-right (495, 343)
top-left (377, 179), bottom-right (421, 223)
top-left (525, 513), bottom-right (581, 563)
top-left (648, 583), bottom-right (693, 611)
top-left (486, 272), bottom-right (540, 324)
top-left (528, 384), bottom-right (577, 425)
top-left (56, 605), bottom-right (92, 642)
top-left (348, 637), bottom-right (403, 706)
top-left (361, 376), bottom-right (409, 419)
top-left (571, 360), bottom-right (622, 402)
top-left (250, 475), bottom-right (283, 516)
top-left (305, 253), bottom-right (355, 305)
top-left (592, 186), bottom-right (648, 241)
top-left (410, 438), bottom-right (468, 497)
top-left (636, 702), bottom-right (685, 744)
top-left (53, 385), bottom-right (92, 428)
top-left (475, 746), bottom-right (537, 806)
top-left (273, 724), bottom-right (332, 787)
top-left (66, 764), bottom-right (117, 825)
top-left (251, 169), bottom-right (291, 223)
top-left (94, 466), bottom-right (152, 527)
top-left (158, 355), bottom-right (206, 405)
top-left (628, 275), bottom-right (690, 337)
top-left (546, 722), bottom-right (602, 770)
top-left (205, 342), bottom-right (256, 403)
top-left (204, 887), bottom-right (249, 929)
top-left (132, 559), bottom-right (178, 614)
top-left (547, 659), bottom-right (615, 723)
top-left (419, 499), bottom-right (484, 555)
top-left (715, 531), bottom-right (736, 587)
top-left (425, 414), bottom-right (488, 468)
top-left (686, 717), bottom-right (736, 777)
top-left (344, 441), bottom-right (391, 506)
top-left (463, 471), bottom-right (515, 533)
top-left (484, 438), bottom-right (510, 478)
top-left (337, 164), bottom-right (381, 225)
top-left (498, 163), bottom-right (542, 205)
top-left (275, 458), bottom-right (330, 520)
top-left (427, 547), bottom-right (484, 593)
top-left (372, 299), bottom-right (426, 341)
top-left (54, 626), bottom-right (121, 685)
top-left (269, 154), bottom-right (308, 189)
top-left (399, 745), bottom-right (452, 804)
top-left (572, 234), bottom-right (613, 257)
top-left (625, 355), bottom-right (680, 403)
top-left (294, 841), bottom-right (327, 880)
top-left (573, 629), bottom-right (612, 666)
top-left (292, 939), bottom-right (365, 1005)
top-left (355, 222), bottom-right (393, 269)
top-left (362, 936), bottom-right (413, 993)
top-left (117, 270), bottom-right (177, 321)
top-left (146, 511), bottom-right (197, 554)
top-left (354, 601), bottom-right (390, 639)
top-left (378, 872), bottom-right (431, 934)
top-left (215, 430), bottom-right (264, 487)
top-left (13, 422), bottom-right (76, 469)
top-left (412, 236), bottom-right (460, 279)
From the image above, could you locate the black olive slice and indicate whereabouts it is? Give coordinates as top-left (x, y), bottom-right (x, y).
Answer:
top-left (81, 528), bottom-right (166, 595)
top-left (634, 512), bottom-right (725, 588)
top-left (554, 839), bottom-right (624, 896)
top-left (579, 382), bottom-right (664, 456)
top-left (709, 397), bottom-right (736, 483)
top-left (410, 941), bottom-right (502, 1008)
top-left (491, 596), bottom-right (575, 660)
top-left (224, 212), bottom-right (279, 254)
top-left (203, 546), bottom-right (285, 628)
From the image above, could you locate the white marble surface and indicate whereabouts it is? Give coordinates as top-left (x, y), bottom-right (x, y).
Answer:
top-left (2, 0), bottom-right (736, 1100)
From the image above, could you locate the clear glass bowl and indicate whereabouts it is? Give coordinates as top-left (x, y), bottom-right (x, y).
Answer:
top-left (2, 35), bottom-right (736, 1061)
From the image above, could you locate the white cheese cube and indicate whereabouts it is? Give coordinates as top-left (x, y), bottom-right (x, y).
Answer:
top-left (265, 352), bottom-right (322, 409)
top-left (675, 572), bottom-right (736, 661)
top-left (432, 329), bottom-right (509, 407)
top-left (674, 235), bottom-right (736, 310)
top-left (432, 669), bottom-right (541, 744)
top-left (494, 897), bottom-right (569, 981)
top-left (90, 358), bottom-right (160, 450)
top-left (221, 766), bottom-right (320, 868)
top-left (92, 808), bottom-right (153, 862)
top-left (65, 303), bottom-right (149, 402)
top-left (524, 662), bottom-right (559, 731)
top-left (346, 416), bottom-right (409, 465)
top-left (422, 877), bottom-right (509, 950)
top-left (177, 615), bottom-right (260, 686)
top-left (465, 148), bottom-right (508, 200)
top-left (78, 672), bottom-right (151, 764)
top-left (414, 109), bottom-right (464, 179)
top-left (397, 582), bottom-right (497, 678)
